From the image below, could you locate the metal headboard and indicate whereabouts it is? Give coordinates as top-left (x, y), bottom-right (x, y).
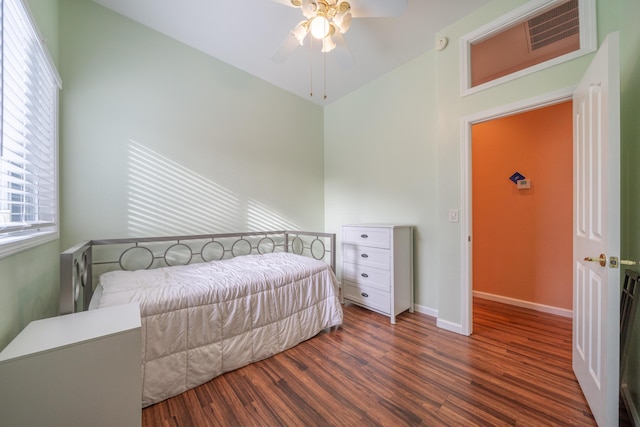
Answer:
top-left (60, 230), bottom-right (336, 315)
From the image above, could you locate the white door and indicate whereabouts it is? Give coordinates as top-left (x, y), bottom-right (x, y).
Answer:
top-left (573, 32), bottom-right (621, 427)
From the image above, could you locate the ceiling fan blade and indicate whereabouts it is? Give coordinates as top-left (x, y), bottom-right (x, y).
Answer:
top-left (349, 0), bottom-right (407, 17)
top-left (271, 0), bottom-right (297, 7)
top-left (333, 32), bottom-right (355, 69)
top-left (271, 33), bottom-right (302, 64)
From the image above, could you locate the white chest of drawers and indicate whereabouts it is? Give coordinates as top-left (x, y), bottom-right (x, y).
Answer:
top-left (341, 224), bottom-right (414, 324)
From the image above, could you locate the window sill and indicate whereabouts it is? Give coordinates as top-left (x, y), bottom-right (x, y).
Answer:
top-left (0, 229), bottom-right (59, 259)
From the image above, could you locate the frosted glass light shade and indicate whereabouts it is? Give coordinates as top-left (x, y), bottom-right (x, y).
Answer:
top-left (334, 12), bottom-right (351, 33)
top-left (292, 21), bottom-right (308, 44)
top-left (322, 35), bottom-right (336, 53)
top-left (310, 16), bottom-right (330, 39)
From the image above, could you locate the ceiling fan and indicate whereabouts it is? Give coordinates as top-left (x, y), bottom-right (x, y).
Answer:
top-left (271, 0), bottom-right (408, 69)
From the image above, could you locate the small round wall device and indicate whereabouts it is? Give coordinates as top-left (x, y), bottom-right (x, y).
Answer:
top-left (435, 36), bottom-right (448, 51)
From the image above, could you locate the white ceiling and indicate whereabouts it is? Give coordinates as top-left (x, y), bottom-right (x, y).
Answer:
top-left (92, 0), bottom-right (490, 106)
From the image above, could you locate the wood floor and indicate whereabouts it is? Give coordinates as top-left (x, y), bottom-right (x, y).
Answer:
top-left (142, 299), bottom-right (599, 426)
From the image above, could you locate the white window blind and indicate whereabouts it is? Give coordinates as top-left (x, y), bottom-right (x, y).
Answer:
top-left (0, 0), bottom-right (61, 255)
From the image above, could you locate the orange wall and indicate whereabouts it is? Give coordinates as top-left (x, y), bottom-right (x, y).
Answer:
top-left (472, 101), bottom-right (573, 310)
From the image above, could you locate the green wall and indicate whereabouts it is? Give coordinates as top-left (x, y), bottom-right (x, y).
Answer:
top-left (58, 0), bottom-right (325, 250)
top-left (324, 51), bottom-right (439, 314)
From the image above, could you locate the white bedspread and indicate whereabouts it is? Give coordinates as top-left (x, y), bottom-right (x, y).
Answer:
top-left (96, 252), bottom-right (343, 407)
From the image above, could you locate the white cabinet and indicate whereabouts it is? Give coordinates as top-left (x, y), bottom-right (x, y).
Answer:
top-left (342, 224), bottom-right (413, 324)
top-left (0, 303), bottom-right (142, 427)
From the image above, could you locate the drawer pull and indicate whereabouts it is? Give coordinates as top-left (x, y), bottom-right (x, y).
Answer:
top-left (361, 273), bottom-right (369, 278)
top-left (361, 234), bottom-right (368, 239)
top-left (361, 253), bottom-right (369, 258)
top-left (361, 292), bottom-right (369, 298)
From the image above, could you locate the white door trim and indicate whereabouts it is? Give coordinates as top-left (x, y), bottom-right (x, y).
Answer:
top-left (459, 86), bottom-right (576, 336)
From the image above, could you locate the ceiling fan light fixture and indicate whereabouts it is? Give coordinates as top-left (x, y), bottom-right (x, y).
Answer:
top-left (310, 15), bottom-right (330, 39)
top-left (292, 20), bottom-right (309, 44)
top-left (334, 11), bottom-right (351, 33)
top-left (321, 32), bottom-right (336, 52)
top-left (301, 0), bottom-right (318, 19)
top-left (337, 2), bottom-right (350, 14)
top-left (273, 0), bottom-right (408, 100)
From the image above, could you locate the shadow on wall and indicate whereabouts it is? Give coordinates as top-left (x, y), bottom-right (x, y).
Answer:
top-left (127, 140), bottom-right (299, 235)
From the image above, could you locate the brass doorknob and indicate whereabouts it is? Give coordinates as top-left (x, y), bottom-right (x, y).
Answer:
top-left (585, 255), bottom-right (639, 269)
top-left (584, 254), bottom-right (606, 267)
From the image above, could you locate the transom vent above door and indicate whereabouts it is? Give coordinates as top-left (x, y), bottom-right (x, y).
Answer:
top-left (527, 0), bottom-right (579, 51)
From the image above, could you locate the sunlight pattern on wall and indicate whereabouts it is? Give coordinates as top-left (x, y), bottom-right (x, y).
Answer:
top-left (128, 140), bottom-right (242, 236)
top-left (247, 199), bottom-right (299, 231)
top-left (128, 140), bottom-right (300, 236)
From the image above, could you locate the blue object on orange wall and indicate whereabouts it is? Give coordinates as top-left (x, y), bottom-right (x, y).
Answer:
top-left (509, 171), bottom-right (525, 184)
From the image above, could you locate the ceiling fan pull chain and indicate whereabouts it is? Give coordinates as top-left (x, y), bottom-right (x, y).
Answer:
top-left (323, 51), bottom-right (327, 100)
top-left (309, 36), bottom-right (314, 97)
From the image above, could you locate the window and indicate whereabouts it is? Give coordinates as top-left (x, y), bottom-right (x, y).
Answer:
top-left (0, 0), bottom-right (61, 258)
top-left (460, 0), bottom-right (596, 96)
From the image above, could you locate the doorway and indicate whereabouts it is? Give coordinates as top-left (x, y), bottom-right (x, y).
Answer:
top-left (471, 101), bottom-right (573, 319)
top-left (460, 34), bottom-right (621, 425)
top-left (459, 88), bottom-right (575, 336)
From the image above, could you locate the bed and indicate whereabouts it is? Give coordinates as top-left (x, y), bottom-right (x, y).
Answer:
top-left (59, 230), bottom-right (343, 407)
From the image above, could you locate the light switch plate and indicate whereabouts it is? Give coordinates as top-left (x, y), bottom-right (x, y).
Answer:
top-left (449, 209), bottom-right (459, 223)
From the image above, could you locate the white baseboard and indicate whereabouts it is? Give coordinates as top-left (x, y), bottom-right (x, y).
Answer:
top-left (413, 303), bottom-right (437, 318)
top-left (473, 291), bottom-right (572, 318)
top-left (413, 304), bottom-right (467, 335)
top-left (436, 318), bottom-right (465, 335)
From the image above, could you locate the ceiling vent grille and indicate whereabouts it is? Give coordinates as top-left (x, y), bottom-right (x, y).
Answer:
top-left (527, 0), bottom-right (579, 51)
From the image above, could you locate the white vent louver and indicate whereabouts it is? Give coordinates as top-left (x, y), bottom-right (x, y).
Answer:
top-left (527, 0), bottom-right (579, 51)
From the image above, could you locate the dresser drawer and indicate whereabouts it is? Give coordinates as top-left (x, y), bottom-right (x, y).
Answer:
top-left (343, 244), bottom-right (390, 270)
top-left (344, 282), bottom-right (390, 314)
top-left (343, 226), bottom-right (390, 249)
top-left (342, 262), bottom-right (390, 292)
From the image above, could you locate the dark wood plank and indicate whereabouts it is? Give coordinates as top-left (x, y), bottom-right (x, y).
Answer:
top-left (142, 298), bottom-right (601, 426)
